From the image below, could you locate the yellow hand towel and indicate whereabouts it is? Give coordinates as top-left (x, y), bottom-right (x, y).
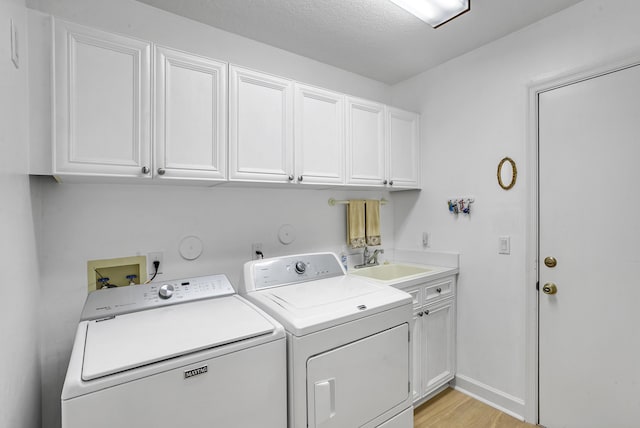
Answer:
top-left (365, 199), bottom-right (381, 246)
top-left (347, 200), bottom-right (366, 248)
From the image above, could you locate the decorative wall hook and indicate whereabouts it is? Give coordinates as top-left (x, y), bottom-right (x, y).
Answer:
top-left (448, 198), bottom-right (474, 216)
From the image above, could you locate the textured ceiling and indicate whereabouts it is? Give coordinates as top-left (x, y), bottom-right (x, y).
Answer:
top-left (135, 0), bottom-right (584, 84)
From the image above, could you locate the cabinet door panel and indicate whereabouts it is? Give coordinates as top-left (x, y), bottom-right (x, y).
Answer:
top-left (294, 84), bottom-right (344, 184)
top-left (423, 300), bottom-right (455, 395)
top-left (388, 107), bottom-right (420, 189)
top-left (229, 66), bottom-right (293, 182)
top-left (346, 97), bottom-right (385, 186)
top-left (411, 312), bottom-right (423, 402)
top-left (155, 46), bottom-right (227, 181)
top-left (54, 19), bottom-right (151, 177)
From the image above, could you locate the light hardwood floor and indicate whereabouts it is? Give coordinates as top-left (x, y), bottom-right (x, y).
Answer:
top-left (414, 388), bottom-right (536, 428)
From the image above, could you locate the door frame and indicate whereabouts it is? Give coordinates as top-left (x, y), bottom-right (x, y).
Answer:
top-left (525, 52), bottom-right (640, 423)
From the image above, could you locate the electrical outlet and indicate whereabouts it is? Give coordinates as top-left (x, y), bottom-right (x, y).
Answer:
top-left (251, 243), bottom-right (263, 260)
top-left (147, 252), bottom-right (164, 275)
top-left (422, 232), bottom-right (431, 248)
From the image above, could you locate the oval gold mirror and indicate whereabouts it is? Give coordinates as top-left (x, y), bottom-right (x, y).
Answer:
top-left (497, 157), bottom-right (517, 190)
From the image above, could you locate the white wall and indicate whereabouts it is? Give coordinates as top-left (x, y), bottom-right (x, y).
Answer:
top-left (391, 0), bottom-right (640, 419)
top-left (25, 1), bottom-right (395, 427)
top-left (0, 0), bottom-right (41, 427)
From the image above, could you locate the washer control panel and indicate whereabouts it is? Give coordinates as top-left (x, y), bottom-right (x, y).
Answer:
top-left (80, 274), bottom-right (235, 321)
top-left (251, 253), bottom-right (343, 290)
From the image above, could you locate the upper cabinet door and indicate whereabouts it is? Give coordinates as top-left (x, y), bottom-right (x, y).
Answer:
top-left (53, 19), bottom-right (151, 178)
top-left (294, 83), bottom-right (345, 185)
top-left (229, 65), bottom-right (294, 183)
top-left (346, 97), bottom-right (386, 186)
top-left (387, 107), bottom-right (420, 189)
top-left (155, 46), bottom-right (227, 182)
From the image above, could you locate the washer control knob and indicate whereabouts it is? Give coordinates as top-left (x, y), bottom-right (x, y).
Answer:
top-left (294, 261), bottom-right (306, 274)
top-left (159, 284), bottom-right (174, 299)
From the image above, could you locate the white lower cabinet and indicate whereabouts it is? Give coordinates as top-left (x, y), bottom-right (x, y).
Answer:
top-left (402, 276), bottom-right (457, 405)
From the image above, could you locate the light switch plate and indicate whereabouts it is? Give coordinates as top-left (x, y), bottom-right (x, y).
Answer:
top-left (498, 236), bottom-right (511, 255)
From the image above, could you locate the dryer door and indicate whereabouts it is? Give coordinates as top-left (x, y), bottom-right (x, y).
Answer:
top-left (306, 323), bottom-right (410, 428)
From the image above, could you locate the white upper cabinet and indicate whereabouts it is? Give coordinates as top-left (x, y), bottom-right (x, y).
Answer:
top-left (346, 97), bottom-right (386, 187)
top-left (154, 46), bottom-right (227, 182)
top-left (346, 98), bottom-right (420, 189)
top-left (229, 65), bottom-right (294, 183)
top-left (294, 83), bottom-right (345, 185)
top-left (387, 107), bottom-right (420, 189)
top-left (53, 19), bottom-right (151, 178)
top-left (45, 18), bottom-right (420, 189)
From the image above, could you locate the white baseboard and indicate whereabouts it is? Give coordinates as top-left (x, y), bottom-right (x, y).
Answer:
top-left (452, 374), bottom-right (526, 421)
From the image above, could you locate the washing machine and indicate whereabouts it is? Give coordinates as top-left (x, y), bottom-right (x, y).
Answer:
top-left (61, 273), bottom-right (286, 428)
top-left (238, 252), bottom-right (414, 428)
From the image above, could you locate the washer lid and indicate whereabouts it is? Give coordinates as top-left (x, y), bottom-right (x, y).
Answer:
top-left (251, 275), bottom-right (411, 336)
top-left (82, 296), bottom-right (275, 381)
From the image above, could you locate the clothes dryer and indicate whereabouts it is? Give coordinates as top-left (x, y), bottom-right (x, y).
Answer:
top-left (239, 253), bottom-right (414, 428)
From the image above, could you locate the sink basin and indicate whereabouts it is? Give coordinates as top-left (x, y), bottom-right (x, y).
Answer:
top-left (350, 263), bottom-right (432, 281)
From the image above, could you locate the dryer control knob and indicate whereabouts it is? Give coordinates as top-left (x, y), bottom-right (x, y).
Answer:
top-left (294, 261), bottom-right (306, 274)
top-left (159, 284), bottom-right (174, 299)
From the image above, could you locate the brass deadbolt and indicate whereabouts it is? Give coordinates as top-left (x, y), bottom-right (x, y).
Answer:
top-left (544, 257), bottom-right (557, 268)
top-left (542, 283), bottom-right (558, 295)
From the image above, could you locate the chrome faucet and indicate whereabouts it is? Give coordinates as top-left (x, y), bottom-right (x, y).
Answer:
top-left (355, 246), bottom-right (384, 269)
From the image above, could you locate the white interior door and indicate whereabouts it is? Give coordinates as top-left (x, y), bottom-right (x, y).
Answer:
top-left (538, 63), bottom-right (640, 427)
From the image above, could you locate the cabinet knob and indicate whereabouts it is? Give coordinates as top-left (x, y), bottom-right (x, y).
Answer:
top-left (424, 310), bottom-right (429, 315)
top-left (288, 175), bottom-right (294, 181)
top-left (298, 175), bottom-right (303, 182)
top-left (436, 287), bottom-right (442, 293)
top-left (141, 166), bottom-right (150, 174)
top-left (383, 179), bottom-right (388, 185)
top-left (157, 168), bottom-right (166, 175)
top-left (389, 180), bottom-right (394, 186)
top-left (418, 311), bottom-right (424, 317)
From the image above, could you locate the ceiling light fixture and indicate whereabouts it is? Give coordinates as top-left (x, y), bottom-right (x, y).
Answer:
top-left (389, 0), bottom-right (470, 28)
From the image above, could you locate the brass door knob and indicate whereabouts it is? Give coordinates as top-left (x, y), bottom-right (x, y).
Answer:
top-left (544, 257), bottom-right (557, 268)
top-left (542, 283), bottom-right (558, 295)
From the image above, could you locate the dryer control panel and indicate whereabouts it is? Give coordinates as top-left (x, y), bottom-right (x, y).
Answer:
top-left (80, 274), bottom-right (235, 321)
top-left (244, 252), bottom-right (344, 291)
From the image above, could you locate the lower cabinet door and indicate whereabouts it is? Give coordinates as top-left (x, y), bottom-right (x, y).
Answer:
top-left (423, 299), bottom-right (455, 396)
top-left (306, 324), bottom-right (410, 428)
